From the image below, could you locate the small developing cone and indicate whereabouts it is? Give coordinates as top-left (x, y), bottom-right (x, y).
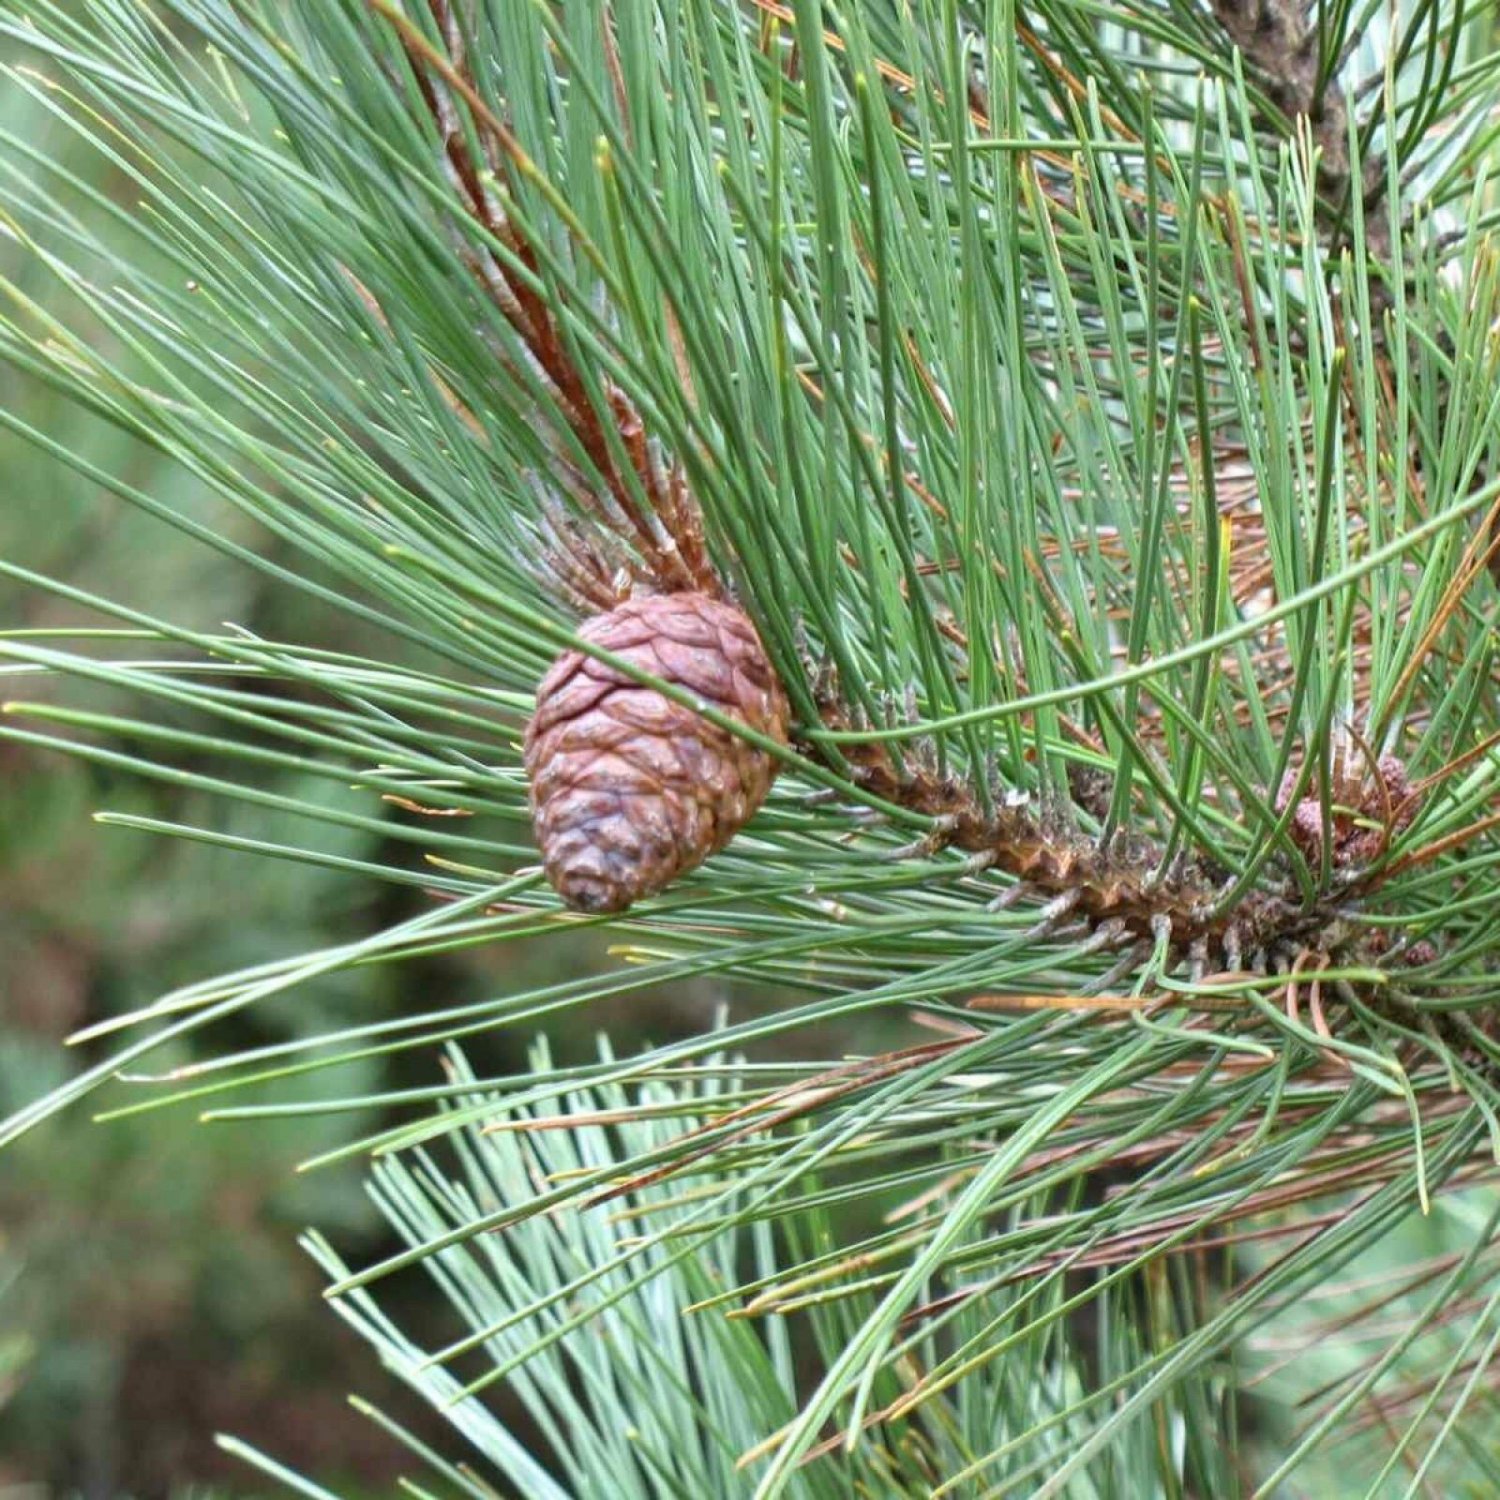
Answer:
top-left (524, 592), bottom-right (790, 913)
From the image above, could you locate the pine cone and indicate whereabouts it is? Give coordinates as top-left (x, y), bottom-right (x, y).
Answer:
top-left (525, 592), bottom-right (790, 913)
top-left (1274, 753), bottom-right (1417, 867)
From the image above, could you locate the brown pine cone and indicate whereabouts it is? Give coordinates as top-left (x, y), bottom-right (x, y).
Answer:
top-left (524, 592), bottom-right (790, 913)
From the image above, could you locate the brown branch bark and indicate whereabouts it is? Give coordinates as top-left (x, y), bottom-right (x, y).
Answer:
top-left (372, 0), bottom-right (719, 604)
top-left (1208, 0), bottom-right (1390, 260)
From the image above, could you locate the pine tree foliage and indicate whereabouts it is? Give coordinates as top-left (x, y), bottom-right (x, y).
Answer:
top-left (223, 1042), bottom-right (1244, 1500)
top-left (1, 0), bottom-right (1499, 1493)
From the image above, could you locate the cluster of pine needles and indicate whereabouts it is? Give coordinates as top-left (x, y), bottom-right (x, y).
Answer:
top-left (2, 0), bottom-right (1500, 1493)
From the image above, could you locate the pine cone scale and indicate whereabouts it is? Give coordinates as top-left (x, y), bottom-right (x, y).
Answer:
top-left (525, 592), bottom-right (789, 912)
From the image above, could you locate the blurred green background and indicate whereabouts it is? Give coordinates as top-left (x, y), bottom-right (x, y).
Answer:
top-left (0, 98), bottom-right (440, 1489)
top-left (0, 66), bottom-right (636, 1496)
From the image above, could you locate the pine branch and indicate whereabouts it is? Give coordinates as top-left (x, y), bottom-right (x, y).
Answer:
top-left (369, 2), bottom-right (1494, 1007)
top-left (366, 4), bottom-right (1409, 983)
top-left (2, 3), bottom-right (1500, 1493)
